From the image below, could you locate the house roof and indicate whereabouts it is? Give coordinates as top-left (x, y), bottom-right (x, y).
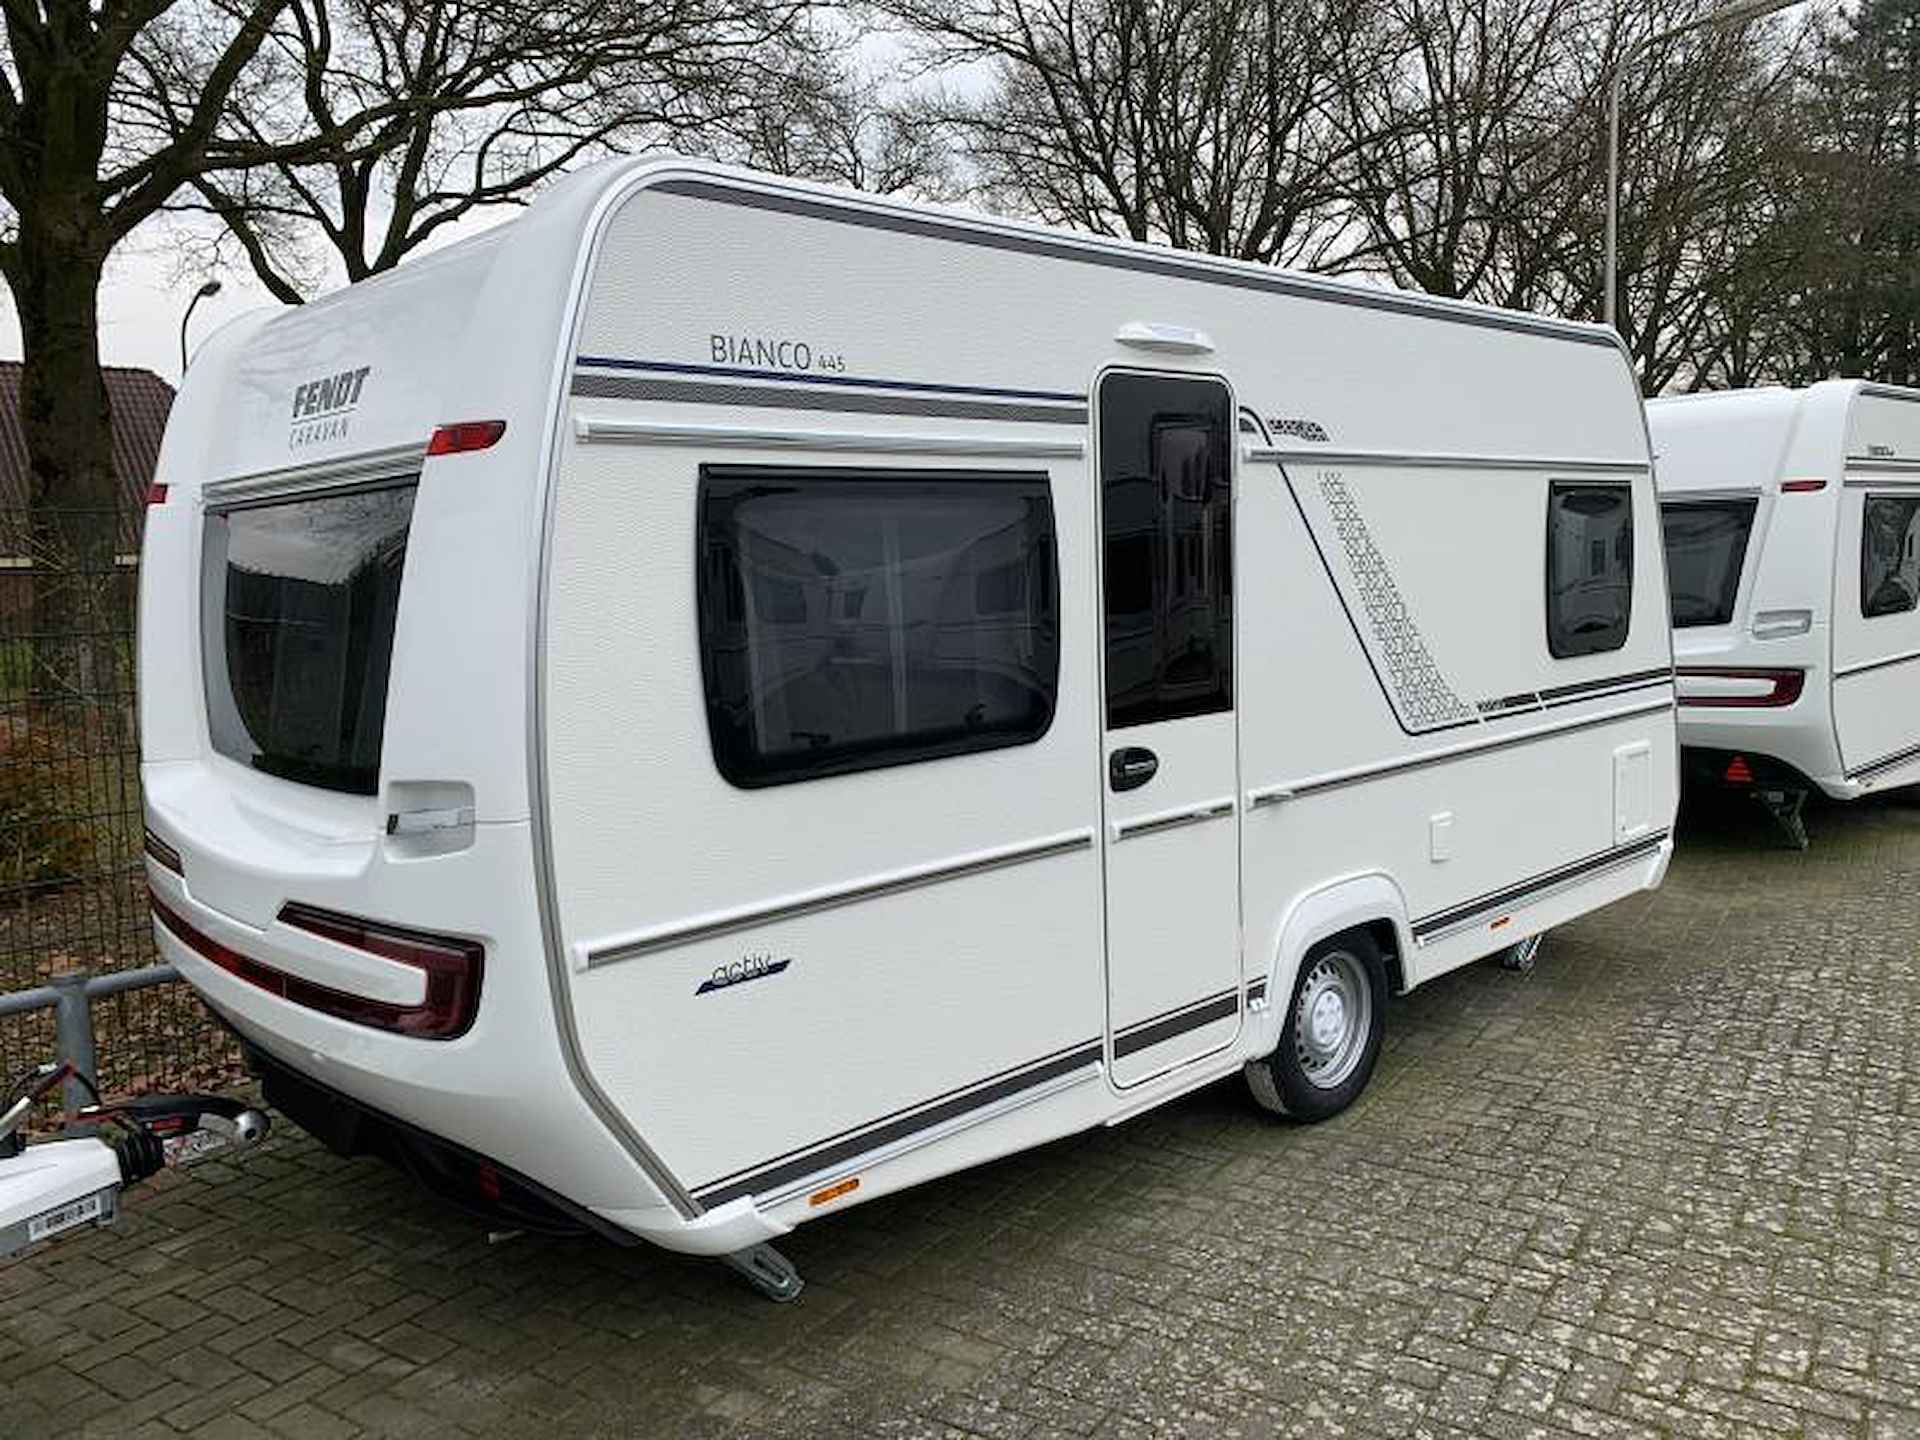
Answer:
top-left (0, 361), bottom-right (174, 552)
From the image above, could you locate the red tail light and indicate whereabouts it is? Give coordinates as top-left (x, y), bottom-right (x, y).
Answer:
top-left (1676, 667), bottom-right (1805, 708)
top-left (151, 892), bottom-right (482, 1040)
top-left (1780, 478), bottom-right (1827, 493)
top-left (426, 420), bottom-right (506, 456)
top-left (1724, 755), bottom-right (1755, 784)
top-left (143, 826), bottom-right (183, 875)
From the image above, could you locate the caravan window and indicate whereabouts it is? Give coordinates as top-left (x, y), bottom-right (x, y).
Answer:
top-left (202, 482), bottom-right (417, 795)
top-left (697, 466), bottom-right (1059, 788)
top-left (1099, 373), bottom-right (1233, 728)
top-left (1862, 495), bottom-right (1920, 618)
top-left (1660, 498), bottom-right (1756, 628)
top-left (1546, 482), bottom-right (1633, 658)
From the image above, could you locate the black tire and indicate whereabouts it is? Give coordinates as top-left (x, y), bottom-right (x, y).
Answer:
top-left (1246, 930), bottom-right (1388, 1122)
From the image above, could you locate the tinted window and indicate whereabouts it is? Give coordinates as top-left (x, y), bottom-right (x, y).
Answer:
top-left (698, 467), bottom-right (1059, 788)
top-left (1547, 482), bottom-right (1632, 658)
top-left (1099, 373), bottom-right (1233, 728)
top-left (1661, 498), bottom-right (1756, 628)
top-left (1862, 495), bottom-right (1920, 618)
top-left (202, 483), bottom-right (416, 795)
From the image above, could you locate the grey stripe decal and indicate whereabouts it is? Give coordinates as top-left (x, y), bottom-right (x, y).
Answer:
top-left (1848, 739), bottom-right (1920, 780)
top-left (571, 371), bottom-right (1088, 425)
top-left (695, 1039), bottom-right (1103, 1206)
top-left (586, 830), bottom-right (1095, 969)
top-left (1411, 830), bottom-right (1670, 941)
top-left (1835, 647), bottom-right (1920, 680)
top-left (1113, 990), bottom-right (1240, 1059)
top-left (1538, 666), bottom-right (1676, 705)
top-left (653, 179), bottom-right (1620, 351)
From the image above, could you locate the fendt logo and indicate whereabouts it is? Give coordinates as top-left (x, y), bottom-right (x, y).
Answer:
top-left (289, 366), bottom-right (372, 449)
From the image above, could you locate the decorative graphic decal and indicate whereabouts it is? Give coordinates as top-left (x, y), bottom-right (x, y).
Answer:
top-left (1269, 417), bottom-right (1332, 443)
top-left (1318, 474), bottom-right (1475, 730)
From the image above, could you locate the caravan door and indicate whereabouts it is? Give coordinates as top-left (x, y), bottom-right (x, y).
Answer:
top-left (1096, 371), bottom-right (1243, 1087)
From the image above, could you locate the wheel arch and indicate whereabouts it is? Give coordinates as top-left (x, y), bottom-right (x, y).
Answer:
top-left (1249, 872), bottom-right (1414, 1062)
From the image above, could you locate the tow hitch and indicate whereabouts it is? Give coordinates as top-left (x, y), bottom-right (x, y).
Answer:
top-left (0, 1062), bottom-right (270, 1259)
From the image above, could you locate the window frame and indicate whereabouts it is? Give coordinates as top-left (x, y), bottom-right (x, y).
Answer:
top-left (695, 462), bottom-right (1062, 790)
top-left (1860, 492), bottom-right (1920, 620)
top-left (1544, 479), bottom-right (1634, 660)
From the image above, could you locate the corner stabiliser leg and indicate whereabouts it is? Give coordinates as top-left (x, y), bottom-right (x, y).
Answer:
top-left (1752, 787), bottom-right (1809, 852)
top-left (722, 1243), bottom-right (805, 1303)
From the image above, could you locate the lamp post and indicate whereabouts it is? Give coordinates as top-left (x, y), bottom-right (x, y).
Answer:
top-left (179, 279), bottom-right (222, 375)
top-left (1604, 0), bottom-right (1807, 331)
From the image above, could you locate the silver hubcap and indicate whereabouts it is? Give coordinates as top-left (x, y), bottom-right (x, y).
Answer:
top-left (1294, 950), bottom-right (1372, 1090)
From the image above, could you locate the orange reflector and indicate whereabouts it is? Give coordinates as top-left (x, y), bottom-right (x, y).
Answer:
top-left (1490, 915), bottom-right (1511, 930)
top-left (1725, 755), bottom-right (1755, 784)
top-left (809, 1177), bottom-right (859, 1208)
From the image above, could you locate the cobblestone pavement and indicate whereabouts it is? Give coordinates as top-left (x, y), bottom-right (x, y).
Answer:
top-left (7, 793), bottom-right (1920, 1439)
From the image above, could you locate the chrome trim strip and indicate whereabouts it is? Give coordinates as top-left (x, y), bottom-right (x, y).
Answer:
top-left (1109, 798), bottom-right (1235, 841)
top-left (1246, 697), bottom-right (1674, 807)
top-left (571, 371), bottom-right (1088, 426)
top-left (654, 177), bottom-right (1621, 349)
top-left (584, 829), bottom-right (1096, 969)
top-left (1412, 831), bottom-right (1670, 945)
top-left (1835, 647), bottom-right (1920, 680)
top-left (696, 1038), bottom-right (1104, 1206)
top-left (573, 415), bottom-right (1085, 459)
top-left (202, 443), bottom-right (427, 509)
top-left (1243, 447), bottom-right (1649, 475)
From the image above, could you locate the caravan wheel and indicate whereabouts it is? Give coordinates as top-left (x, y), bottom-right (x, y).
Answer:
top-left (1246, 932), bottom-right (1387, 1122)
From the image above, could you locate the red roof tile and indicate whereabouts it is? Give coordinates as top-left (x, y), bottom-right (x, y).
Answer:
top-left (0, 360), bottom-right (174, 552)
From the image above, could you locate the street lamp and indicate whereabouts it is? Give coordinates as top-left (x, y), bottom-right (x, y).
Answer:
top-left (179, 279), bottom-right (222, 375)
top-left (1604, 0), bottom-right (1807, 331)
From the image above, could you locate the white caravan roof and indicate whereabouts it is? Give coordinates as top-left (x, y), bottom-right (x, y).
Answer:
top-left (166, 156), bottom-right (1643, 493)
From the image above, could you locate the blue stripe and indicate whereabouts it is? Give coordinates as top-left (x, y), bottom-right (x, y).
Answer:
top-left (575, 355), bottom-right (1085, 405)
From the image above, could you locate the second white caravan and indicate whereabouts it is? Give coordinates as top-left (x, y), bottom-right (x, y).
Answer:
top-left (140, 158), bottom-right (1678, 1296)
top-left (1651, 381), bottom-right (1920, 837)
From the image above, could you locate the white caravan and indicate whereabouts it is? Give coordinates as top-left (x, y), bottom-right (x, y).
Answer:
top-left (1650, 381), bottom-right (1920, 834)
top-left (141, 158), bottom-right (1677, 1297)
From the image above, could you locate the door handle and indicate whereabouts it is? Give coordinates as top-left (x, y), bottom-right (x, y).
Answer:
top-left (1109, 746), bottom-right (1159, 792)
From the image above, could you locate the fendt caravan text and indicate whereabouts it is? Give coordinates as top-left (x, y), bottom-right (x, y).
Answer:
top-left (1651, 381), bottom-right (1920, 839)
top-left (141, 159), bottom-right (1679, 1297)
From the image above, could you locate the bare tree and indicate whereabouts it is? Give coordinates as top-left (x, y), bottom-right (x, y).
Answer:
top-left (877, 0), bottom-right (1387, 267)
top-left (170, 0), bottom-right (816, 303)
top-left (0, 0), bottom-right (371, 697)
top-left (1332, 0), bottom-right (1590, 305)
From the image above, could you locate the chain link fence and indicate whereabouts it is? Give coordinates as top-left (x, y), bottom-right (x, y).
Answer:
top-left (0, 504), bottom-right (241, 1102)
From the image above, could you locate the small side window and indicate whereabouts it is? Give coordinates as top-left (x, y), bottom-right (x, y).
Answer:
top-left (1862, 494), bottom-right (1920, 619)
top-left (1660, 498), bottom-right (1757, 628)
top-left (1547, 482), bottom-right (1633, 658)
top-left (697, 466), bottom-right (1060, 788)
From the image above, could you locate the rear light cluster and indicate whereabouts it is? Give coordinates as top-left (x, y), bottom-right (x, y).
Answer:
top-left (150, 893), bottom-right (483, 1040)
top-left (1780, 478), bottom-right (1828, 494)
top-left (426, 419), bottom-right (506, 456)
top-left (1676, 666), bottom-right (1805, 708)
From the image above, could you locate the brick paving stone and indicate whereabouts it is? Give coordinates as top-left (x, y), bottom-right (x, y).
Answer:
top-left (9, 792), bottom-right (1920, 1435)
